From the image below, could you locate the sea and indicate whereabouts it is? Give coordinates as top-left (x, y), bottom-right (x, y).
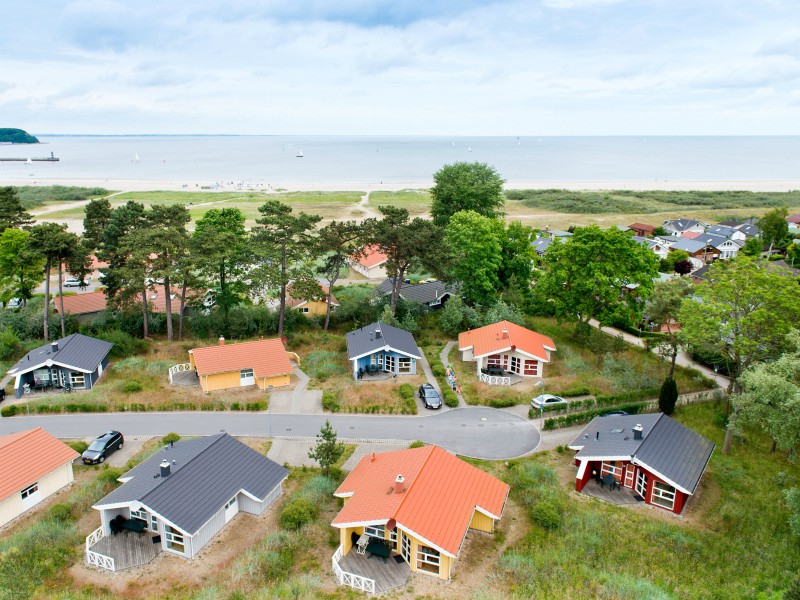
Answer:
top-left (1, 135), bottom-right (799, 185)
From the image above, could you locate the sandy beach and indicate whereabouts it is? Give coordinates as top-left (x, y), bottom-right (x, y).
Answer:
top-left (4, 177), bottom-right (800, 193)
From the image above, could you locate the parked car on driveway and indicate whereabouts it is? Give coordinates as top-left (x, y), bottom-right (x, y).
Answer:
top-left (530, 394), bottom-right (568, 410)
top-left (601, 410), bottom-right (629, 417)
top-left (418, 384), bottom-right (442, 409)
top-left (82, 431), bottom-right (124, 464)
top-left (64, 277), bottom-right (87, 287)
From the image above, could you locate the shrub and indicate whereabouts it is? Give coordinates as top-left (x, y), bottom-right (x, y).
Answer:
top-left (322, 391), bottom-right (340, 412)
top-left (162, 432), bottom-right (181, 445)
top-left (398, 384), bottom-right (415, 400)
top-left (543, 402), bottom-right (648, 430)
top-left (557, 385), bottom-right (594, 397)
top-left (489, 397), bottom-right (516, 408)
top-left (1, 404), bottom-right (19, 417)
top-left (409, 440), bottom-right (425, 449)
top-left (280, 498), bottom-right (318, 530)
top-left (122, 380), bottom-right (143, 393)
top-left (431, 362), bottom-right (445, 377)
top-left (246, 401), bottom-right (266, 411)
top-left (95, 329), bottom-right (147, 358)
top-left (66, 440), bottom-right (88, 454)
top-left (530, 500), bottom-right (562, 530)
top-left (658, 377), bottom-right (678, 415)
top-left (443, 389), bottom-right (459, 408)
top-left (47, 503), bottom-right (73, 523)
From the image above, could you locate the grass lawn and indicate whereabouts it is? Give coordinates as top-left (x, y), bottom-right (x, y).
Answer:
top-left (447, 317), bottom-right (714, 408)
top-left (369, 189), bottom-right (431, 217)
top-left (491, 402), bottom-right (800, 599)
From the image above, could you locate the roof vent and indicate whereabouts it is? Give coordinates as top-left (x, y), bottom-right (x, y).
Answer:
top-left (51, 341), bottom-right (59, 352)
top-left (633, 424), bottom-right (643, 441)
top-left (596, 431), bottom-right (599, 440)
top-left (394, 474), bottom-right (405, 494)
top-left (375, 328), bottom-right (381, 338)
top-left (160, 460), bottom-right (171, 477)
top-left (219, 336), bottom-right (225, 346)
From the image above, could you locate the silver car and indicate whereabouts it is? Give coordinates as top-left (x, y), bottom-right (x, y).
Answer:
top-left (530, 394), bottom-right (568, 410)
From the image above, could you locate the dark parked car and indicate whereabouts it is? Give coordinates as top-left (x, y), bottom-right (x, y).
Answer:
top-left (418, 383), bottom-right (442, 409)
top-left (601, 410), bottom-right (629, 417)
top-left (82, 431), bottom-right (124, 464)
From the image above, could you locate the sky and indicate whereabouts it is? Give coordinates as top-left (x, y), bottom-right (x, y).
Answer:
top-left (2, 0), bottom-right (800, 135)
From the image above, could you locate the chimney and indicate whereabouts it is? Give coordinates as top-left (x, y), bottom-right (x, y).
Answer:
top-left (160, 460), bottom-right (171, 477)
top-left (394, 474), bottom-right (405, 494)
top-left (375, 328), bottom-right (381, 338)
top-left (51, 341), bottom-right (59, 352)
top-left (633, 424), bottom-right (643, 441)
top-left (501, 328), bottom-right (509, 339)
top-left (218, 336), bottom-right (225, 346)
top-left (371, 452), bottom-right (376, 462)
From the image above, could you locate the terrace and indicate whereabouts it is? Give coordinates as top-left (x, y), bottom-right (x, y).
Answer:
top-left (333, 545), bottom-right (411, 595)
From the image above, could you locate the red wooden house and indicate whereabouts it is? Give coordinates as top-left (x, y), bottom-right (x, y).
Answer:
top-left (568, 414), bottom-right (714, 514)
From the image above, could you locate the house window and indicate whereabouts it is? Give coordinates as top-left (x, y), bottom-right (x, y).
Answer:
top-left (398, 357), bottom-right (412, 373)
top-left (417, 545), bottom-right (440, 574)
top-left (384, 355), bottom-right (395, 372)
top-left (33, 368), bottom-right (50, 383)
top-left (429, 297), bottom-right (441, 306)
top-left (523, 360), bottom-right (539, 376)
top-left (240, 369), bottom-right (254, 380)
top-left (70, 372), bottom-right (86, 389)
top-left (224, 496), bottom-right (237, 510)
top-left (400, 532), bottom-right (411, 562)
top-left (164, 525), bottom-right (185, 553)
top-left (131, 508), bottom-right (149, 528)
top-left (510, 356), bottom-right (520, 374)
top-left (151, 515), bottom-right (158, 531)
top-left (651, 481), bottom-right (676, 510)
top-left (300, 307), bottom-right (309, 314)
top-left (636, 470), bottom-right (648, 498)
top-left (20, 483), bottom-right (38, 499)
top-left (601, 461), bottom-right (623, 479)
top-left (487, 355), bottom-right (502, 367)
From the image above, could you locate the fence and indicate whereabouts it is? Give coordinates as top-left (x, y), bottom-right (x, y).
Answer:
top-left (332, 545), bottom-right (376, 595)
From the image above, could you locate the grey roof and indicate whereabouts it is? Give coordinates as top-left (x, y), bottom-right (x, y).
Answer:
top-left (670, 238), bottom-right (708, 253)
top-left (531, 237), bottom-right (552, 255)
top-left (569, 414), bottom-right (715, 494)
top-left (548, 229), bottom-right (573, 238)
top-left (706, 225), bottom-right (737, 238)
top-left (693, 233), bottom-right (733, 249)
top-left (346, 321), bottom-right (421, 360)
top-left (654, 235), bottom-right (681, 245)
top-left (664, 218), bottom-right (704, 232)
top-left (374, 279), bottom-right (457, 305)
top-left (631, 236), bottom-right (663, 251)
top-left (95, 434), bottom-right (288, 534)
top-left (738, 224), bottom-right (760, 237)
top-left (6, 333), bottom-right (112, 376)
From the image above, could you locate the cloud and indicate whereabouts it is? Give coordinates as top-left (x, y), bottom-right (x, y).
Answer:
top-left (541, 0), bottom-right (624, 8)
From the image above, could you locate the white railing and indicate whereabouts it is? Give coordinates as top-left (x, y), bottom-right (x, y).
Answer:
top-left (86, 526), bottom-right (115, 571)
top-left (479, 372), bottom-right (511, 386)
top-left (332, 545), bottom-right (376, 595)
top-left (168, 363), bottom-right (191, 384)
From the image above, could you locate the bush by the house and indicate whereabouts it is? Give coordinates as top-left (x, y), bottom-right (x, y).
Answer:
top-left (409, 440), bottom-right (425, 448)
top-left (543, 402), bottom-right (649, 430)
top-left (442, 388), bottom-right (459, 408)
top-left (659, 377), bottom-right (678, 415)
top-left (65, 440), bottom-right (89, 454)
top-left (162, 432), bottom-right (181, 445)
top-left (322, 391), bottom-right (341, 412)
top-left (1, 405), bottom-right (18, 417)
top-left (279, 498), bottom-right (318, 530)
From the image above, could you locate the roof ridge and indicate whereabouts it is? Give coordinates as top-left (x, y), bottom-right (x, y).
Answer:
top-left (0, 427), bottom-right (40, 448)
top-left (633, 412), bottom-right (664, 456)
top-left (390, 445), bottom-right (436, 523)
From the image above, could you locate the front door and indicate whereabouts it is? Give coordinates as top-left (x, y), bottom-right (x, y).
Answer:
top-left (224, 495), bottom-right (238, 523)
top-left (384, 355), bottom-right (396, 373)
top-left (624, 464), bottom-right (635, 488)
top-left (240, 369), bottom-right (254, 386)
top-left (510, 356), bottom-right (520, 374)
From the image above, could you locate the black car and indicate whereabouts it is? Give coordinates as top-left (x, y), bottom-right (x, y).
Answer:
top-left (601, 410), bottom-right (629, 417)
top-left (418, 384), bottom-right (442, 409)
top-left (82, 431), bottom-right (124, 464)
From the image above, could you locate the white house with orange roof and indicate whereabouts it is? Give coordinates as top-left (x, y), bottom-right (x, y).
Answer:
top-left (330, 445), bottom-right (509, 593)
top-left (349, 245), bottom-right (389, 279)
top-left (458, 320), bottom-right (557, 386)
top-left (0, 428), bottom-right (79, 527)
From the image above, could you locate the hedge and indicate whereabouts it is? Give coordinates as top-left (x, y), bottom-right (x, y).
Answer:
top-left (543, 402), bottom-right (649, 430)
top-left (0, 400), bottom-right (267, 416)
top-left (442, 389), bottom-right (459, 408)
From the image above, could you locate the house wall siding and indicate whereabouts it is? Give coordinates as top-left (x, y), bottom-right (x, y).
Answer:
top-left (239, 482), bottom-right (283, 515)
top-left (256, 374), bottom-right (291, 390)
top-left (100, 506), bottom-right (130, 536)
top-left (295, 300), bottom-right (331, 316)
top-left (188, 505), bottom-right (226, 559)
top-left (0, 462), bottom-right (74, 528)
top-left (468, 509), bottom-right (495, 533)
top-left (201, 371), bottom-right (290, 392)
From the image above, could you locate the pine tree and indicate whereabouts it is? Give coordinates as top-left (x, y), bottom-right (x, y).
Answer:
top-left (0, 187), bottom-right (34, 233)
top-left (658, 377), bottom-right (678, 415)
top-left (307, 420), bottom-right (344, 477)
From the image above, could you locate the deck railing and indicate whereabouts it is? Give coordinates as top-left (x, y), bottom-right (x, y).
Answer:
top-left (479, 372), bottom-right (511, 386)
top-left (168, 363), bottom-right (191, 384)
top-left (332, 545), bottom-right (376, 595)
top-left (86, 526), bottom-right (115, 572)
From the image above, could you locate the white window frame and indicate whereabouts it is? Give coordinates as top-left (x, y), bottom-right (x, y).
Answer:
top-left (69, 372), bottom-right (86, 389)
top-left (151, 515), bottom-right (158, 531)
top-left (384, 355), bottom-right (395, 372)
top-left (416, 545), bottom-right (441, 574)
top-left (400, 531), bottom-right (411, 562)
top-left (33, 368), bottom-right (50, 382)
top-left (651, 481), bottom-right (676, 510)
top-left (164, 525), bottom-right (185, 553)
top-left (524, 359), bottom-right (539, 376)
top-left (429, 297), bottom-right (441, 306)
top-left (510, 356), bottom-right (520, 374)
top-left (240, 368), bottom-right (254, 380)
top-left (398, 357), bottom-right (412, 373)
top-left (601, 461), bottom-right (623, 479)
top-left (130, 508), bottom-right (149, 528)
top-left (224, 496), bottom-right (237, 510)
top-left (300, 307), bottom-right (309, 314)
top-left (636, 470), bottom-right (648, 498)
top-left (487, 354), bottom-right (502, 367)
top-left (21, 483), bottom-right (39, 500)
top-left (365, 525), bottom-right (385, 539)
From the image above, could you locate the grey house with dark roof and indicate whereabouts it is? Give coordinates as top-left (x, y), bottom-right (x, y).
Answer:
top-left (568, 414), bottom-right (714, 514)
top-left (374, 279), bottom-right (457, 309)
top-left (5, 334), bottom-right (112, 398)
top-left (346, 321), bottom-right (421, 380)
top-left (87, 434), bottom-right (288, 569)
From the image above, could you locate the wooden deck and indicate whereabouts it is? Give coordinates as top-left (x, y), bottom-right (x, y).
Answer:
top-left (89, 531), bottom-right (162, 571)
top-left (171, 370), bottom-right (199, 386)
top-left (581, 479), bottom-right (642, 506)
top-left (339, 549), bottom-right (410, 594)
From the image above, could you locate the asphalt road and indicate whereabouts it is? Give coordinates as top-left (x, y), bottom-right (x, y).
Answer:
top-left (0, 406), bottom-right (540, 460)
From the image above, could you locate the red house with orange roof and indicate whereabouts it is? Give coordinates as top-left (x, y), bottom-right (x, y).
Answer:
top-left (458, 320), bottom-right (556, 385)
top-left (330, 445), bottom-right (509, 592)
top-left (349, 244), bottom-right (389, 279)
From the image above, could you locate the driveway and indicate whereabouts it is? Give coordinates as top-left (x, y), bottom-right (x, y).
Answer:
top-left (0, 406), bottom-right (540, 460)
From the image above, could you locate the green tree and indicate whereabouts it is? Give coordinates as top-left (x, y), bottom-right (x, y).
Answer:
top-left (307, 419), bottom-right (344, 477)
top-left (646, 277), bottom-right (693, 379)
top-left (659, 249), bottom-right (689, 274)
top-left (192, 208), bottom-right (248, 322)
top-left (499, 221), bottom-right (535, 305)
top-left (786, 488), bottom-right (800, 540)
top-left (536, 226), bottom-right (660, 333)
top-left (652, 226), bottom-right (667, 237)
top-left (741, 236), bottom-right (762, 257)
top-left (251, 200), bottom-right (321, 335)
top-left (82, 197), bottom-right (112, 252)
top-left (0, 228), bottom-right (44, 305)
top-left (430, 162), bottom-right (505, 228)
top-left (658, 377), bottom-right (678, 415)
top-left (315, 220), bottom-right (365, 330)
top-left (0, 187), bottom-right (34, 233)
top-left (758, 206), bottom-right (790, 253)
top-left (445, 210), bottom-right (504, 306)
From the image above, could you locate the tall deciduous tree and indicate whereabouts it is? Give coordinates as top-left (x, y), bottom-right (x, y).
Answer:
top-left (646, 277), bottom-right (693, 379)
top-left (0, 228), bottom-right (44, 306)
top-left (251, 200), bottom-right (321, 335)
top-left (315, 220), bottom-right (365, 330)
top-left (82, 197), bottom-right (112, 252)
top-left (445, 210), bottom-right (504, 306)
top-left (499, 221), bottom-right (535, 305)
top-left (536, 226), bottom-right (660, 333)
top-left (0, 187), bottom-right (34, 233)
top-left (758, 206), bottom-right (790, 254)
top-left (192, 208), bottom-right (248, 322)
top-left (430, 162), bottom-right (505, 228)
top-left (307, 419), bottom-right (345, 477)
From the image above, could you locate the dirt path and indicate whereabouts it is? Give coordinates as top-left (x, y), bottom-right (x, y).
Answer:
top-left (30, 191), bottom-right (127, 216)
top-left (352, 190), bottom-right (380, 221)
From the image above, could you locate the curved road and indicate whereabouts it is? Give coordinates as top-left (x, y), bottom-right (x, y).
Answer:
top-left (0, 406), bottom-right (540, 460)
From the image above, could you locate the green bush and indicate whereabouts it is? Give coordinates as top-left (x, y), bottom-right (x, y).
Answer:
top-left (47, 503), bottom-right (74, 523)
top-left (162, 432), bottom-right (181, 445)
top-left (431, 362), bottom-right (446, 377)
top-left (322, 391), bottom-right (340, 412)
top-left (246, 401), bottom-right (266, 411)
top-left (398, 383), bottom-right (415, 400)
top-left (530, 499), bottom-right (562, 530)
top-left (65, 440), bottom-right (88, 454)
top-left (659, 377), bottom-right (678, 415)
top-left (1, 404), bottom-right (19, 417)
top-left (489, 397), bottom-right (516, 408)
top-left (443, 389), bottom-right (459, 408)
top-left (95, 329), bottom-right (147, 358)
top-left (279, 498), bottom-right (318, 530)
top-left (409, 440), bottom-right (425, 448)
top-left (557, 385), bottom-right (594, 397)
top-left (122, 380), bottom-right (143, 393)
top-left (543, 402), bottom-right (649, 430)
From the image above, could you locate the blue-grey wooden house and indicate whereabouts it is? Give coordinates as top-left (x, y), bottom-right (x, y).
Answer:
top-left (346, 321), bottom-right (421, 380)
top-left (6, 334), bottom-right (113, 398)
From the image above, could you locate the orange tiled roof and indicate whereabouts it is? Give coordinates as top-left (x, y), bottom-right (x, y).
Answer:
top-left (629, 223), bottom-right (655, 232)
top-left (332, 446), bottom-right (509, 557)
top-left (191, 338), bottom-right (294, 378)
top-left (458, 320), bottom-right (556, 361)
top-left (682, 231), bottom-right (702, 240)
top-left (54, 291), bottom-right (107, 315)
top-left (0, 428), bottom-right (78, 502)
top-left (354, 245), bottom-right (389, 269)
top-left (286, 283), bottom-right (339, 308)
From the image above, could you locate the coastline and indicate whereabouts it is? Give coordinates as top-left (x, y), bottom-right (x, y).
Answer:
top-left (3, 177), bottom-right (800, 193)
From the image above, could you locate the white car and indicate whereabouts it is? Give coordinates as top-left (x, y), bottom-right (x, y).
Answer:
top-left (6, 298), bottom-right (22, 308)
top-left (64, 277), bottom-right (87, 287)
top-left (530, 394), bottom-right (569, 410)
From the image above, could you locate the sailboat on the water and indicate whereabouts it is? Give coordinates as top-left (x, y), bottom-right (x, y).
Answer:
top-left (296, 150), bottom-right (304, 158)
top-left (131, 153), bottom-right (140, 163)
